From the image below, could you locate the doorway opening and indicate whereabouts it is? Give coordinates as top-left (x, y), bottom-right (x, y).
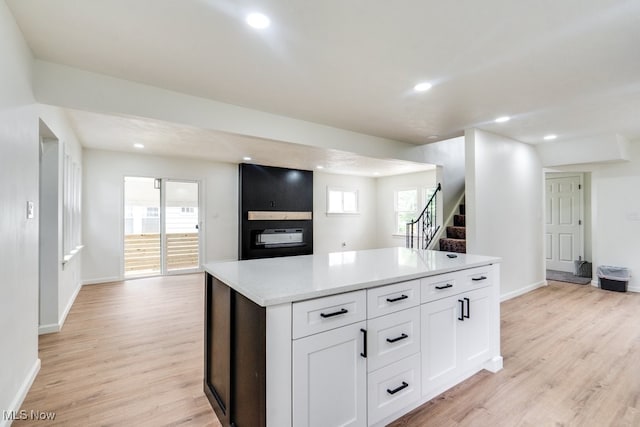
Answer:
top-left (124, 177), bottom-right (201, 277)
top-left (545, 172), bottom-right (592, 283)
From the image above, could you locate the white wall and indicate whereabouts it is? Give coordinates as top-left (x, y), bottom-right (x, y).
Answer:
top-left (313, 172), bottom-right (377, 254)
top-left (0, 0), bottom-right (39, 421)
top-left (408, 136), bottom-right (465, 219)
top-left (465, 129), bottom-right (545, 300)
top-left (37, 106), bottom-right (85, 333)
top-left (82, 149), bottom-right (238, 284)
top-left (375, 170), bottom-right (438, 248)
top-left (591, 140), bottom-right (640, 292)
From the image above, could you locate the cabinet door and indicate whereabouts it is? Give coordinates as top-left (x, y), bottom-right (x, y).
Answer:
top-left (293, 321), bottom-right (367, 427)
top-left (421, 296), bottom-right (458, 395)
top-left (459, 287), bottom-right (491, 370)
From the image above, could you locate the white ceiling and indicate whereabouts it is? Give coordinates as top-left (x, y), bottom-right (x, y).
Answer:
top-left (67, 109), bottom-right (434, 177)
top-left (7, 0), bottom-right (640, 169)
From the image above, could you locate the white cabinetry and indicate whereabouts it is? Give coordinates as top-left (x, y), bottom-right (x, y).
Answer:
top-left (283, 263), bottom-right (500, 427)
top-left (420, 267), bottom-right (494, 398)
top-left (365, 281), bottom-right (422, 426)
top-left (293, 321), bottom-right (367, 427)
top-left (292, 290), bottom-right (367, 427)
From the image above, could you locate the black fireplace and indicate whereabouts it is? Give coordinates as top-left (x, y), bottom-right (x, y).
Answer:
top-left (239, 164), bottom-right (313, 260)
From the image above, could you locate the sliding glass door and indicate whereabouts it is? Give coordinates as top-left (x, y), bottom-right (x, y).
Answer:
top-left (164, 180), bottom-right (200, 273)
top-left (124, 177), bottom-right (200, 278)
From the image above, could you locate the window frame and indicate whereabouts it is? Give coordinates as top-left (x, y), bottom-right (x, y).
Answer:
top-left (326, 186), bottom-right (360, 215)
top-left (394, 186), bottom-right (437, 235)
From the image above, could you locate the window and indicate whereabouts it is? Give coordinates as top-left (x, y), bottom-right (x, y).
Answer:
top-left (395, 187), bottom-right (437, 234)
top-left (63, 152), bottom-right (82, 256)
top-left (327, 187), bottom-right (359, 214)
top-left (395, 189), bottom-right (418, 234)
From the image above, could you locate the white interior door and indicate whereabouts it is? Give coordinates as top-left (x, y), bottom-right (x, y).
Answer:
top-left (545, 175), bottom-right (583, 272)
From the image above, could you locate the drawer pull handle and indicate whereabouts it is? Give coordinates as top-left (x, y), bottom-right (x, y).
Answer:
top-left (435, 284), bottom-right (453, 290)
top-left (386, 333), bottom-right (408, 343)
top-left (387, 381), bottom-right (409, 395)
top-left (386, 294), bottom-right (408, 303)
top-left (360, 328), bottom-right (367, 358)
top-left (472, 276), bottom-right (487, 281)
top-left (320, 308), bottom-right (348, 318)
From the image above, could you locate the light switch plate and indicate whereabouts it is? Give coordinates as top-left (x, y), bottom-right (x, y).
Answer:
top-left (26, 201), bottom-right (34, 219)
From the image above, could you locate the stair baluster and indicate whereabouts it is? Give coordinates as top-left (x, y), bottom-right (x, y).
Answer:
top-left (406, 183), bottom-right (441, 250)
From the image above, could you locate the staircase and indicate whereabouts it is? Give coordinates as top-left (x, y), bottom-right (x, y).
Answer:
top-left (439, 203), bottom-right (466, 253)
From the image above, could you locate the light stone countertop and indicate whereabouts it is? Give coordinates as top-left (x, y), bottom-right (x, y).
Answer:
top-left (204, 247), bottom-right (500, 307)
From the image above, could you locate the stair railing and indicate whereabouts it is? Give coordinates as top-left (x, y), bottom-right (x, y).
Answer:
top-left (406, 183), bottom-right (442, 250)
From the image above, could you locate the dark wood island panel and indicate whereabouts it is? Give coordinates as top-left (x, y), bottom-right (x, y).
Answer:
top-left (204, 273), bottom-right (267, 427)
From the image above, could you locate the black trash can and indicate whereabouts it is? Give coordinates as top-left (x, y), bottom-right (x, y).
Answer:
top-left (597, 266), bottom-right (630, 292)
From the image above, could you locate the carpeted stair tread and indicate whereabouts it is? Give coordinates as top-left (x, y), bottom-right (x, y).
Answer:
top-left (446, 226), bottom-right (466, 239)
top-left (453, 214), bottom-right (465, 227)
top-left (439, 238), bottom-right (466, 253)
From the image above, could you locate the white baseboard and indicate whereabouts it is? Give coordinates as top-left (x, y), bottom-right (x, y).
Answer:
top-left (39, 281), bottom-right (81, 335)
top-left (38, 323), bottom-right (59, 335)
top-left (0, 358), bottom-right (41, 427)
top-left (82, 276), bottom-right (121, 285)
top-left (59, 281), bottom-right (81, 330)
top-left (500, 280), bottom-right (547, 302)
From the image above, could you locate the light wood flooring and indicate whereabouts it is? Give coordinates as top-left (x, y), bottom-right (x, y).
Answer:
top-left (16, 274), bottom-right (219, 427)
top-left (16, 277), bottom-right (640, 426)
top-left (391, 281), bottom-right (640, 427)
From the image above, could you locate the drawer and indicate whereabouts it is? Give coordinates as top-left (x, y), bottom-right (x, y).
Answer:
top-left (420, 271), bottom-right (459, 303)
top-left (293, 290), bottom-right (366, 339)
top-left (367, 353), bottom-right (421, 426)
top-left (366, 306), bottom-right (420, 372)
top-left (367, 279), bottom-right (420, 319)
top-left (459, 266), bottom-right (493, 290)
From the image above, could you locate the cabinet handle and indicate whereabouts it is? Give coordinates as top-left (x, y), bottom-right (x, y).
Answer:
top-left (435, 284), bottom-right (453, 290)
top-left (360, 328), bottom-right (367, 358)
top-left (387, 381), bottom-right (409, 395)
top-left (472, 276), bottom-right (487, 281)
top-left (320, 308), bottom-right (348, 318)
top-left (386, 333), bottom-right (408, 343)
top-left (458, 299), bottom-right (464, 321)
top-left (386, 294), bottom-right (409, 303)
top-left (464, 297), bottom-right (470, 319)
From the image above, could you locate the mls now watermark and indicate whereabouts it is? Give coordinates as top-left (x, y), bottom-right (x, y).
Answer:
top-left (3, 410), bottom-right (56, 421)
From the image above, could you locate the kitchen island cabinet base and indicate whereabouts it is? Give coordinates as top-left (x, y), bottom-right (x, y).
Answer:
top-left (204, 250), bottom-right (502, 427)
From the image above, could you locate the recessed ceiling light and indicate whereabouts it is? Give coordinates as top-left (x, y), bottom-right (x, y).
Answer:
top-left (543, 134), bottom-right (557, 141)
top-left (243, 156), bottom-right (252, 161)
top-left (316, 165), bottom-right (324, 170)
top-left (246, 12), bottom-right (270, 29)
top-left (373, 172), bottom-right (380, 176)
top-left (133, 143), bottom-right (144, 149)
top-left (414, 82), bottom-right (432, 92)
top-left (495, 116), bottom-right (511, 123)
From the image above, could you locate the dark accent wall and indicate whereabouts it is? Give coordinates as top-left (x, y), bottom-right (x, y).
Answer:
top-left (239, 163), bottom-right (313, 260)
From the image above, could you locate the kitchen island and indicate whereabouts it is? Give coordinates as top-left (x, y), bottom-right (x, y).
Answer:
top-left (204, 247), bottom-right (502, 427)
